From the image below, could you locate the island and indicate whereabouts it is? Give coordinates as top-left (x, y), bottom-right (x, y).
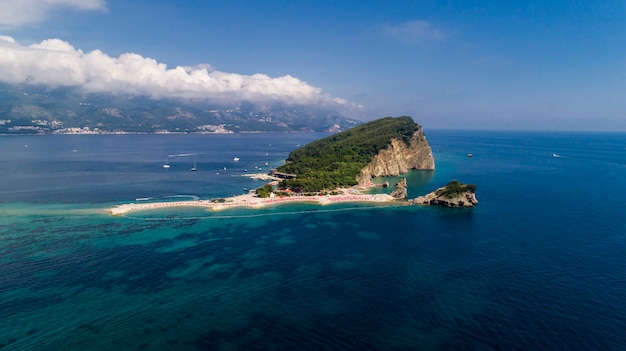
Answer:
top-left (108, 116), bottom-right (478, 215)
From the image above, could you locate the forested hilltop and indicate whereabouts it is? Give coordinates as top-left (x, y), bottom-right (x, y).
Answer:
top-left (275, 116), bottom-right (433, 192)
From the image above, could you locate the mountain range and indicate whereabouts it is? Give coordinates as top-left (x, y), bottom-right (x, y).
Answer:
top-left (0, 83), bottom-right (361, 134)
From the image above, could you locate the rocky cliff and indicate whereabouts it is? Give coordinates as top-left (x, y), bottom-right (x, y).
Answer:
top-left (356, 127), bottom-right (435, 186)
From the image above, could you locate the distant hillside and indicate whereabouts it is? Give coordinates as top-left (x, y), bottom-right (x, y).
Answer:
top-left (275, 116), bottom-right (434, 192)
top-left (0, 83), bottom-right (360, 134)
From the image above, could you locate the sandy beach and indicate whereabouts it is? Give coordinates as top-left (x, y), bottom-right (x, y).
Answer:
top-left (108, 190), bottom-right (395, 216)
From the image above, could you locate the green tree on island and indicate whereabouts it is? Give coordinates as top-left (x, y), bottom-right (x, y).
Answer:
top-left (255, 184), bottom-right (274, 198)
top-left (435, 180), bottom-right (477, 199)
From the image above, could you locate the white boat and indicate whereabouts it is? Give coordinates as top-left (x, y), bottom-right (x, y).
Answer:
top-left (233, 157), bottom-right (240, 162)
top-left (190, 162), bottom-right (197, 171)
top-left (163, 159), bottom-right (170, 168)
top-left (552, 153), bottom-right (559, 157)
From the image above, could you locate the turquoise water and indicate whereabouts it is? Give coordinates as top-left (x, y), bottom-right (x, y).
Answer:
top-left (1, 131), bottom-right (626, 350)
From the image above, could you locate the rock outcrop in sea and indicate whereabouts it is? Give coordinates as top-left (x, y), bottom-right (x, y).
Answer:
top-left (411, 181), bottom-right (478, 208)
top-left (356, 126), bottom-right (434, 186)
top-left (390, 178), bottom-right (408, 199)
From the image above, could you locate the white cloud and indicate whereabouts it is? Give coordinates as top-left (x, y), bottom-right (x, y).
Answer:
top-left (0, 36), bottom-right (361, 110)
top-left (0, 0), bottom-right (106, 27)
top-left (383, 20), bottom-right (447, 44)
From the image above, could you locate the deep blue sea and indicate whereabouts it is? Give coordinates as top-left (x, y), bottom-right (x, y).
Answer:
top-left (1, 131), bottom-right (625, 350)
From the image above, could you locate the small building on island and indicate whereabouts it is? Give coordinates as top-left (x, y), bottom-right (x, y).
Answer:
top-left (269, 170), bottom-right (297, 179)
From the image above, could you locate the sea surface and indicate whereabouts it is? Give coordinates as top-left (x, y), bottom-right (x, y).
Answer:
top-left (1, 131), bottom-right (625, 350)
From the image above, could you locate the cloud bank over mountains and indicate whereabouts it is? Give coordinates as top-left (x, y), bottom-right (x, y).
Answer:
top-left (0, 36), bottom-right (358, 110)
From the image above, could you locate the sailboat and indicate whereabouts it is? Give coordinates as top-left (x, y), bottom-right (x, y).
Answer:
top-left (163, 158), bottom-right (170, 168)
top-left (190, 162), bottom-right (197, 171)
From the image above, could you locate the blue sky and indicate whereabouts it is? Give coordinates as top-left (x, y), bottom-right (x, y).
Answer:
top-left (1, 0), bottom-right (625, 130)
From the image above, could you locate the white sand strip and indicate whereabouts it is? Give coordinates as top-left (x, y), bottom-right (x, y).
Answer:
top-left (108, 192), bottom-right (394, 216)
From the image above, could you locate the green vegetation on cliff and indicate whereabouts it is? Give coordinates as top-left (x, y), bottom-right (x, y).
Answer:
top-left (276, 116), bottom-right (420, 192)
top-left (435, 180), bottom-right (477, 199)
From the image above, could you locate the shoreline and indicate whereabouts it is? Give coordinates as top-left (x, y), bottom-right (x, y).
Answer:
top-left (108, 189), bottom-right (396, 216)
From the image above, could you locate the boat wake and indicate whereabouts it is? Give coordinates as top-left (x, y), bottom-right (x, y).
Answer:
top-left (164, 194), bottom-right (200, 200)
top-left (552, 153), bottom-right (626, 167)
top-left (167, 153), bottom-right (204, 158)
